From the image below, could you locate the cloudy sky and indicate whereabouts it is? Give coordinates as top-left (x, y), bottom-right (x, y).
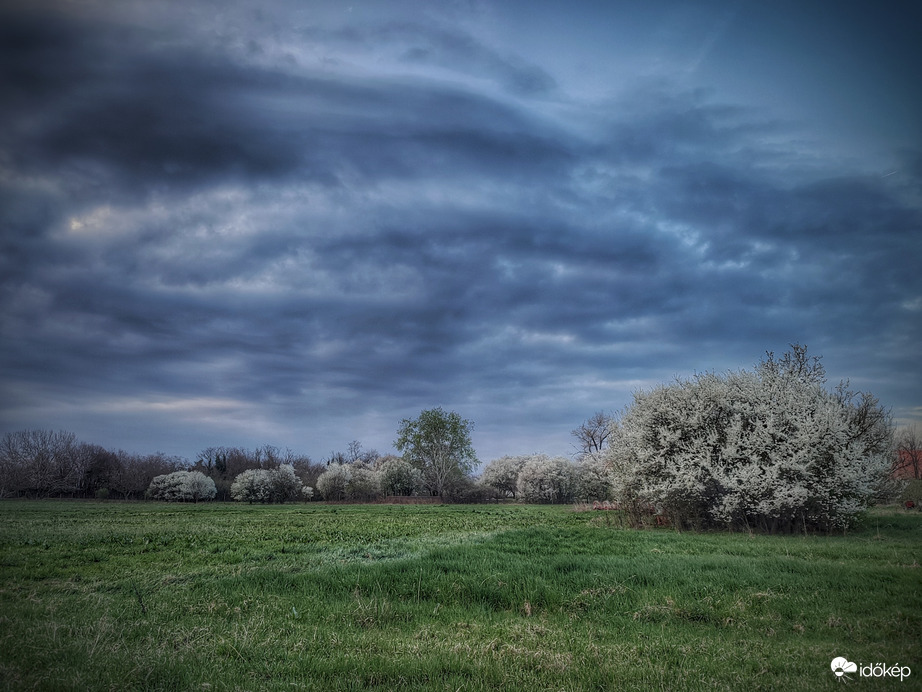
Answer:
top-left (1, 0), bottom-right (920, 464)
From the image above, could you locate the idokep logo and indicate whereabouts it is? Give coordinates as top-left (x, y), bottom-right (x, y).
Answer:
top-left (831, 657), bottom-right (912, 682)
top-left (831, 657), bottom-right (857, 679)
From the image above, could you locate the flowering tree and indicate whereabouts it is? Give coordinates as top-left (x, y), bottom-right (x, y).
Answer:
top-left (230, 468), bottom-right (271, 503)
top-left (515, 454), bottom-right (577, 504)
top-left (378, 457), bottom-right (423, 496)
top-left (147, 470), bottom-right (216, 502)
top-left (574, 453), bottom-right (613, 502)
top-left (268, 464), bottom-right (304, 503)
top-left (346, 465), bottom-right (381, 501)
top-left (230, 465), bottom-right (303, 503)
top-left (480, 455), bottom-right (528, 498)
top-left (606, 346), bottom-right (892, 532)
top-left (316, 463), bottom-right (352, 500)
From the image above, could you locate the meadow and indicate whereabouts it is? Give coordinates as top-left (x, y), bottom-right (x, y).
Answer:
top-left (0, 501), bottom-right (919, 691)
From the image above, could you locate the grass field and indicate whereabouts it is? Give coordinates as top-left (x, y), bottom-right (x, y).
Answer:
top-left (0, 501), bottom-right (920, 691)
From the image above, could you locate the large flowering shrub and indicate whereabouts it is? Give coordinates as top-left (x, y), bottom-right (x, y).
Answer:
top-left (378, 457), bottom-right (423, 496)
top-left (346, 465), bottom-right (381, 501)
top-left (146, 470), bottom-right (216, 502)
top-left (480, 455), bottom-right (529, 498)
top-left (515, 454), bottom-right (577, 504)
top-left (315, 463), bottom-right (352, 501)
top-left (574, 453), bottom-right (613, 502)
top-left (605, 346), bottom-right (892, 532)
top-left (230, 464), bottom-right (303, 503)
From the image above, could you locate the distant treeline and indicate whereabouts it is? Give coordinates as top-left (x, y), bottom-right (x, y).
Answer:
top-left (0, 430), bottom-right (327, 501)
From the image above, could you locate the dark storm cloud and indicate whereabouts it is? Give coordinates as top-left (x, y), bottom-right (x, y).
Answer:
top-left (0, 6), bottom-right (566, 202)
top-left (1, 0), bottom-right (920, 459)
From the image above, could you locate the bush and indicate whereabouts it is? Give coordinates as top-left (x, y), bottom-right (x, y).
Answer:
top-left (346, 466), bottom-right (381, 501)
top-left (268, 464), bottom-right (303, 503)
top-left (574, 454), bottom-right (613, 502)
top-left (378, 457), bottom-right (424, 496)
top-left (606, 346), bottom-right (892, 532)
top-left (516, 454), bottom-right (577, 504)
top-left (316, 463), bottom-right (352, 501)
top-left (230, 465), bottom-right (303, 503)
top-left (480, 456), bottom-right (528, 498)
top-left (445, 474), bottom-right (498, 503)
top-left (146, 471), bottom-right (216, 502)
top-left (230, 469), bottom-right (271, 503)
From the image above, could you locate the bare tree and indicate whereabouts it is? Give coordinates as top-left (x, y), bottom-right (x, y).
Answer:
top-left (110, 451), bottom-right (186, 500)
top-left (572, 411), bottom-right (613, 459)
top-left (0, 430), bottom-right (83, 497)
top-left (79, 444), bottom-right (121, 497)
top-left (894, 425), bottom-right (922, 480)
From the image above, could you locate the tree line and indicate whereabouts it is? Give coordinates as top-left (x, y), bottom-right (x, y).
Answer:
top-left (0, 432), bottom-right (333, 501)
top-left (1, 347), bottom-right (917, 531)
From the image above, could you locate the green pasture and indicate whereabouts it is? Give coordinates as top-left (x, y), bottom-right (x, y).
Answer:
top-left (0, 501), bottom-right (919, 690)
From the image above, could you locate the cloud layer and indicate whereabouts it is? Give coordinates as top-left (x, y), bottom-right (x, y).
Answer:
top-left (1, 0), bottom-right (920, 461)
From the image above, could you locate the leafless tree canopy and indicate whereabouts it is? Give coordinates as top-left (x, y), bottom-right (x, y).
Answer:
top-left (894, 425), bottom-right (922, 480)
top-left (571, 411), bottom-right (613, 459)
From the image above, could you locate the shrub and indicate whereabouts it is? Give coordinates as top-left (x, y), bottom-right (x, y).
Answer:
top-left (480, 455), bottom-right (528, 498)
top-left (574, 454), bottom-right (613, 502)
top-left (516, 454), bottom-right (577, 504)
top-left (230, 468), bottom-right (271, 503)
top-left (268, 464), bottom-right (303, 503)
top-left (445, 474), bottom-right (498, 503)
top-left (146, 471), bottom-right (216, 502)
top-left (346, 465), bottom-right (381, 501)
top-left (606, 346), bottom-right (892, 532)
top-left (230, 465), bottom-right (303, 503)
top-left (316, 463), bottom-right (352, 501)
top-left (378, 457), bottom-right (423, 496)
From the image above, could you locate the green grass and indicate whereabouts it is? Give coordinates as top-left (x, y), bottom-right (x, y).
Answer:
top-left (1, 501), bottom-right (920, 691)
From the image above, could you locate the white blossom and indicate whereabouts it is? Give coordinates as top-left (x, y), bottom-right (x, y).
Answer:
top-left (230, 465), bottom-right (303, 504)
top-left (315, 463), bottom-right (352, 501)
top-left (516, 454), bottom-right (577, 504)
top-left (378, 457), bottom-right (423, 496)
top-left (147, 470), bottom-right (216, 502)
top-left (605, 347), bottom-right (892, 531)
top-left (480, 455), bottom-right (528, 498)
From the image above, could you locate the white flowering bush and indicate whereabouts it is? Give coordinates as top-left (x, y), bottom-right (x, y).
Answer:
top-left (378, 457), bottom-right (423, 496)
top-left (230, 468), bottom-right (271, 503)
top-left (516, 454), bottom-right (577, 504)
top-left (480, 455), bottom-right (528, 498)
top-left (316, 463), bottom-right (352, 501)
top-left (346, 465), bottom-right (381, 501)
top-left (146, 470), bottom-right (216, 502)
top-left (230, 465), bottom-right (303, 504)
top-left (606, 346), bottom-right (892, 532)
top-left (574, 453), bottom-right (613, 502)
top-left (269, 464), bottom-right (304, 503)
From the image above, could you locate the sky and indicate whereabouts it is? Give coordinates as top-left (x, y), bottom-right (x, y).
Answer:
top-left (1, 0), bottom-right (921, 465)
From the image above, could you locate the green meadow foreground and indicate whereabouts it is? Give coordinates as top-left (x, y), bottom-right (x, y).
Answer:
top-left (0, 502), bottom-right (919, 691)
